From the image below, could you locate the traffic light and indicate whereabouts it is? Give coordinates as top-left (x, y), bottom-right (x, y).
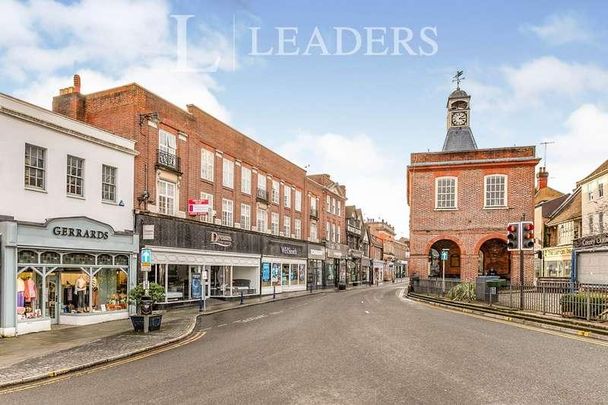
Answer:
top-left (521, 221), bottom-right (535, 250)
top-left (507, 222), bottom-right (519, 251)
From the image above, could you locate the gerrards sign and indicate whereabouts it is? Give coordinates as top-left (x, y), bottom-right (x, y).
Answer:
top-left (52, 226), bottom-right (109, 240)
top-left (573, 233), bottom-right (608, 249)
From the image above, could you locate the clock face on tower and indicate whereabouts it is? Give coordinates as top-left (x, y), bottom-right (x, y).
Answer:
top-left (451, 112), bottom-right (467, 126)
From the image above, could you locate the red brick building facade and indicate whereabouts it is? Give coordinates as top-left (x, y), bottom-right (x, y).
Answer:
top-left (53, 76), bottom-right (308, 240)
top-left (407, 87), bottom-right (539, 284)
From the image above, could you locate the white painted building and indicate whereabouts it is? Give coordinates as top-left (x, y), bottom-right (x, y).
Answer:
top-left (574, 160), bottom-right (608, 284)
top-left (0, 93), bottom-right (139, 336)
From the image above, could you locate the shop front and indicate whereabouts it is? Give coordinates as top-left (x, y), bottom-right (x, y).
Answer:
top-left (325, 242), bottom-right (349, 288)
top-left (540, 246), bottom-right (573, 279)
top-left (137, 213), bottom-right (261, 303)
top-left (261, 239), bottom-right (307, 295)
top-left (0, 217), bottom-right (138, 337)
top-left (307, 243), bottom-right (326, 290)
top-left (347, 249), bottom-right (363, 286)
top-left (373, 259), bottom-right (385, 285)
top-left (573, 233), bottom-right (608, 284)
top-left (361, 257), bottom-right (371, 284)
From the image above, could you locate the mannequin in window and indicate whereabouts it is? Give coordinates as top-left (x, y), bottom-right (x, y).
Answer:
top-left (75, 274), bottom-right (87, 313)
top-left (16, 276), bottom-right (25, 311)
top-left (23, 276), bottom-right (37, 304)
top-left (92, 275), bottom-right (99, 310)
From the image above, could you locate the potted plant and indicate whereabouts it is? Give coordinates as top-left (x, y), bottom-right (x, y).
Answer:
top-left (128, 283), bottom-right (166, 332)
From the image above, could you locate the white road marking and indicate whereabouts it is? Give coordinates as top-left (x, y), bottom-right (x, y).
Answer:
top-left (269, 311), bottom-right (284, 315)
top-left (365, 310), bottom-right (370, 314)
top-left (217, 323), bottom-right (227, 327)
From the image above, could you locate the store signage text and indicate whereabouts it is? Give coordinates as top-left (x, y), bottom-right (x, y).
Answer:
top-left (574, 233), bottom-right (608, 249)
top-left (280, 245), bottom-right (299, 255)
top-left (347, 225), bottom-right (361, 235)
top-left (52, 226), bottom-right (109, 240)
top-left (210, 232), bottom-right (233, 247)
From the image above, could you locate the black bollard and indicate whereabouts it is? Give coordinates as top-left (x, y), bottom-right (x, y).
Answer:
top-left (273, 285), bottom-right (276, 300)
top-left (240, 291), bottom-right (244, 305)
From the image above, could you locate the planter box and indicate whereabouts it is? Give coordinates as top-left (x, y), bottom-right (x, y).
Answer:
top-left (130, 313), bottom-right (163, 332)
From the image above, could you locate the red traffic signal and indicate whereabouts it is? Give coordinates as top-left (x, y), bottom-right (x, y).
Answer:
top-left (521, 221), bottom-right (534, 250)
top-left (506, 222), bottom-right (520, 251)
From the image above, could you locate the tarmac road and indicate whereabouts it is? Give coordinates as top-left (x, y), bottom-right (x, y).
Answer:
top-left (2, 284), bottom-right (607, 404)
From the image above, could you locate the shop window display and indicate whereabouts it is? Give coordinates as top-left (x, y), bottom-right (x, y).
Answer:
top-left (17, 270), bottom-right (43, 320)
top-left (282, 264), bottom-right (289, 286)
top-left (298, 264), bottom-right (306, 284)
top-left (61, 270), bottom-right (91, 313)
top-left (95, 269), bottom-right (128, 311)
top-left (290, 264), bottom-right (298, 286)
top-left (167, 264), bottom-right (189, 301)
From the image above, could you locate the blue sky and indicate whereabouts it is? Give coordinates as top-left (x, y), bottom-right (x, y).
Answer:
top-left (2, 0), bottom-right (608, 236)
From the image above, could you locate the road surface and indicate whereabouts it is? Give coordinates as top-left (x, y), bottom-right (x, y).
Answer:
top-left (2, 284), bottom-right (607, 404)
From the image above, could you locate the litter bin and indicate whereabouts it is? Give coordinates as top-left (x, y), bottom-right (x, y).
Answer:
top-left (485, 279), bottom-right (507, 304)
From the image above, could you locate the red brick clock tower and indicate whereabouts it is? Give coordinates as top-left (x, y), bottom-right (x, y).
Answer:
top-left (407, 83), bottom-right (539, 284)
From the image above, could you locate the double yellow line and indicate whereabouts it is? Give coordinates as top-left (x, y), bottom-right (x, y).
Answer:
top-left (0, 331), bottom-right (205, 395)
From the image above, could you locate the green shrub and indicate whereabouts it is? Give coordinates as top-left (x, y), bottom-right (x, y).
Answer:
top-left (560, 292), bottom-right (608, 319)
top-left (128, 283), bottom-right (166, 306)
top-left (447, 283), bottom-right (476, 302)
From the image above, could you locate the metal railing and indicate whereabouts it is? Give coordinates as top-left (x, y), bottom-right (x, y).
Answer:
top-left (156, 149), bottom-right (181, 173)
top-left (256, 189), bottom-right (269, 202)
top-left (411, 278), bottom-right (608, 321)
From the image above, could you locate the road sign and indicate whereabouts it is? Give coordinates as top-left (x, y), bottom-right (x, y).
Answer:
top-left (440, 249), bottom-right (449, 261)
top-left (141, 248), bottom-right (152, 272)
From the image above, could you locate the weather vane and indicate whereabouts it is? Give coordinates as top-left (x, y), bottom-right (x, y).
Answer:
top-left (452, 70), bottom-right (465, 90)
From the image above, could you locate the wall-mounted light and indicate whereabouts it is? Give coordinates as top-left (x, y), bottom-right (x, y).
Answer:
top-left (119, 200), bottom-right (125, 207)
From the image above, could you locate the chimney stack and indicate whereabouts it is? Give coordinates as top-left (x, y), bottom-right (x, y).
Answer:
top-left (537, 166), bottom-right (549, 190)
top-left (53, 73), bottom-right (85, 121)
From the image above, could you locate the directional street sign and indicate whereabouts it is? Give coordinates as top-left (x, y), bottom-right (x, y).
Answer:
top-left (440, 249), bottom-right (449, 261)
top-left (141, 248), bottom-right (152, 272)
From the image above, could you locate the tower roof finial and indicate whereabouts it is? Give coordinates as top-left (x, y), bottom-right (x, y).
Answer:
top-left (452, 70), bottom-right (465, 90)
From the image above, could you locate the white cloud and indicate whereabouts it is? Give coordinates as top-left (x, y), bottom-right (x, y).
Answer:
top-left (277, 132), bottom-right (409, 236)
top-left (503, 57), bottom-right (608, 103)
top-left (524, 12), bottom-right (593, 45)
top-left (0, 0), bottom-right (234, 121)
top-left (544, 104), bottom-right (608, 192)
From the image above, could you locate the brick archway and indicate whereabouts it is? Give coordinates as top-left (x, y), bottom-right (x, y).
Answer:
top-left (473, 233), bottom-right (507, 254)
top-left (424, 234), bottom-right (466, 256)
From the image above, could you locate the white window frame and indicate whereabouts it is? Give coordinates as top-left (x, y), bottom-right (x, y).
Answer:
top-left (66, 155), bottom-right (85, 197)
top-left (158, 179), bottom-right (176, 215)
top-left (484, 174), bottom-right (508, 208)
top-left (326, 222), bottom-right (330, 241)
top-left (284, 216), bottom-right (291, 237)
top-left (258, 173), bottom-right (267, 192)
top-left (102, 165), bottom-right (117, 202)
top-left (257, 208), bottom-right (267, 232)
top-left (200, 149), bottom-right (214, 182)
top-left (310, 222), bottom-right (317, 241)
top-left (159, 130), bottom-right (177, 155)
top-left (295, 219), bottom-right (302, 239)
top-left (332, 223), bottom-right (337, 242)
top-left (271, 212), bottom-right (280, 235)
top-left (200, 192), bottom-right (214, 223)
top-left (310, 196), bottom-right (317, 210)
top-left (284, 186), bottom-right (291, 208)
top-left (295, 190), bottom-right (302, 212)
top-left (435, 176), bottom-right (458, 209)
top-left (24, 143), bottom-right (46, 190)
top-left (241, 166), bottom-right (251, 195)
top-left (331, 198), bottom-right (336, 215)
top-left (222, 158), bottom-right (234, 189)
top-left (337, 226), bottom-right (341, 243)
top-left (326, 195), bottom-right (330, 213)
top-left (272, 180), bottom-right (280, 204)
top-left (222, 198), bottom-right (234, 227)
top-left (240, 203), bottom-right (251, 230)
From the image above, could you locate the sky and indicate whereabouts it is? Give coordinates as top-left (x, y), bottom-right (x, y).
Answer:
top-left (2, 0), bottom-right (608, 237)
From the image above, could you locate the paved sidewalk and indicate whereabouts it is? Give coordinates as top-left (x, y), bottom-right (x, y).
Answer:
top-left (0, 287), bottom-right (337, 388)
